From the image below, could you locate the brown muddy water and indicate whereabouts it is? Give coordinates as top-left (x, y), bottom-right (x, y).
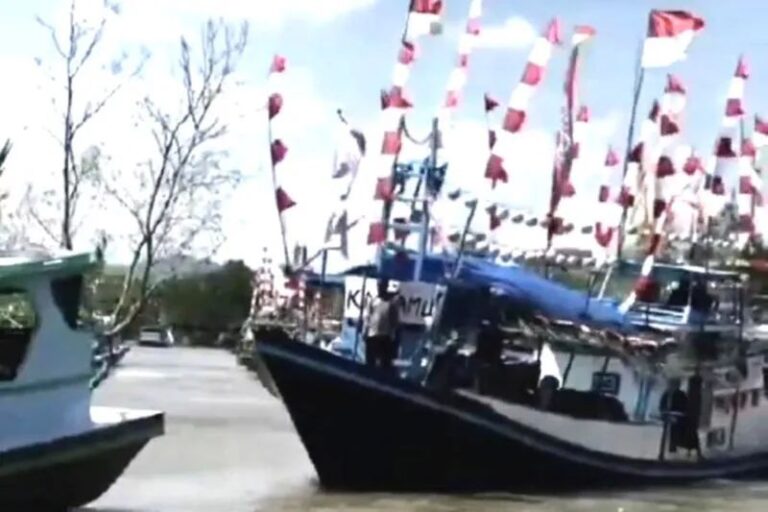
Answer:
top-left (87, 347), bottom-right (768, 512)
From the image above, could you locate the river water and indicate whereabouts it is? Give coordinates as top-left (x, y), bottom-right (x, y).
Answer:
top-left (260, 481), bottom-right (768, 512)
top-left (90, 347), bottom-right (768, 512)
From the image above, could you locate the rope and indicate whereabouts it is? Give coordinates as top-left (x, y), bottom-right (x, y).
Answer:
top-left (402, 118), bottom-right (432, 145)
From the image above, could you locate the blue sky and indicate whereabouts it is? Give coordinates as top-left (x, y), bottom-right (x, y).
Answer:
top-left (1, 0), bottom-right (767, 266)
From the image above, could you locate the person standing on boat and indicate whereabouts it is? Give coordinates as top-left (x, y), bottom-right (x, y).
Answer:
top-left (364, 280), bottom-right (401, 372)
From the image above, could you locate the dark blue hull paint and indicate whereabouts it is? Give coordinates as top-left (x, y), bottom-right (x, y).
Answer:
top-left (0, 412), bottom-right (164, 510)
top-left (256, 337), bottom-right (768, 492)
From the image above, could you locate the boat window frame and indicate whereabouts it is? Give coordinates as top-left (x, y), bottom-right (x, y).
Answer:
top-left (0, 285), bottom-right (40, 382)
top-left (49, 273), bottom-right (85, 331)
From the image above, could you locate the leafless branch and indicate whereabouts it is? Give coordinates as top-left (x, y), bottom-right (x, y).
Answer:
top-left (104, 19), bottom-right (248, 335)
top-left (30, 0), bottom-right (144, 251)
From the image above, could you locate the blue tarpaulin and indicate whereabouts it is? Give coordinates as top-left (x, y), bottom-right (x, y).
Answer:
top-left (343, 252), bottom-right (629, 331)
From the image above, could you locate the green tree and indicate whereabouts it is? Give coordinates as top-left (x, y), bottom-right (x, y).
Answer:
top-left (157, 260), bottom-right (253, 344)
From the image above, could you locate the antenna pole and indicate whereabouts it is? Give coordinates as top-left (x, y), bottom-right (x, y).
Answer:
top-left (414, 117), bottom-right (438, 281)
top-left (616, 39), bottom-right (646, 262)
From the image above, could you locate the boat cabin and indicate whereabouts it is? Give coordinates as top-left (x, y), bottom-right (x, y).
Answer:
top-left (0, 249), bottom-right (103, 451)
top-left (617, 261), bottom-right (747, 333)
top-left (331, 250), bottom-right (768, 462)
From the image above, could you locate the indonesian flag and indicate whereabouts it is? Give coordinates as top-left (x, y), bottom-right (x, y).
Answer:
top-left (405, 0), bottom-right (443, 41)
top-left (641, 10), bottom-right (705, 69)
top-left (572, 25), bottom-right (596, 45)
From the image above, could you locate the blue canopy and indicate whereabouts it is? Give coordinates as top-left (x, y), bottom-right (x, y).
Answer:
top-left (344, 252), bottom-right (630, 331)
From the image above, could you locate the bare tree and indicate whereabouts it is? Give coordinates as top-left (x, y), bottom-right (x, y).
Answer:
top-left (34, 0), bottom-right (145, 249)
top-left (102, 19), bottom-right (248, 334)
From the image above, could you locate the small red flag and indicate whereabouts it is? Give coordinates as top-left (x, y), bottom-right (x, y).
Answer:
top-left (270, 54), bottom-right (286, 73)
top-left (271, 139), bottom-right (288, 165)
top-left (275, 187), bottom-right (296, 213)
top-left (268, 93), bottom-right (283, 120)
top-left (483, 93), bottom-right (499, 112)
top-left (367, 222), bottom-right (387, 245)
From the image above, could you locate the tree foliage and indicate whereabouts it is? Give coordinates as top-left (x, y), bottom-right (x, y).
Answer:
top-left (155, 260), bottom-right (253, 341)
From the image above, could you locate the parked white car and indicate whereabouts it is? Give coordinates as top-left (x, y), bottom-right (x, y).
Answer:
top-left (138, 326), bottom-right (175, 347)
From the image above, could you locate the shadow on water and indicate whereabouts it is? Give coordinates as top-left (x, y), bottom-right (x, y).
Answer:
top-left (254, 479), bottom-right (768, 512)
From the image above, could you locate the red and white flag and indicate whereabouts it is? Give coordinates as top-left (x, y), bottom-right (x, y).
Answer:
top-left (405, 0), bottom-right (444, 41)
top-left (641, 10), bottom-right (705, 69)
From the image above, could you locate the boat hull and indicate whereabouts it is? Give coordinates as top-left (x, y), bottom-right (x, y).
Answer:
top-left (0, 408), bottom-right (163, 510)
top-left (256, 336), bottom-right (768, 492)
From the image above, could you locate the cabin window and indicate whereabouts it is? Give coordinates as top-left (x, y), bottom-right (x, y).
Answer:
top-left (591, 372), bottom-right (621, 396)
top-left (0, 288), bottom-right (37, 381)
top-left (50, 275), bottom-right (84, 330)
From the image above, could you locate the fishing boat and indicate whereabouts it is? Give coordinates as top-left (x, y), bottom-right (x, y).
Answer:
top-left (0, 249), bottom-right (163, 509)
top-left (249, 0), bottom-right (768, 492)
top-left (256, 250), bottom-right (768, 491)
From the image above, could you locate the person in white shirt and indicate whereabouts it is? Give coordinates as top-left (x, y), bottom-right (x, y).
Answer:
top-left (364, 280), bottom-right (400, 371)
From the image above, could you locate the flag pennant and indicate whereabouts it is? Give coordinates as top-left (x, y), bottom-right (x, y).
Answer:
top-left (605, 147), bottom-right (620, 167)
top-left (374, 177), bottom-right (396, 201)
top-left (572, 25), bottom-right (596, 45)
top-left (488, 129), bottom-right (497, 149)
top-left (545, 17), bottom-right (563, 45)
top-left (665, 74), bottom-right (686, 94)
top-left (268, 93), bottom-right (283, 120)
top-left (270, 54), bottom-right (286, 73)
top-left (736, 56), bottom-right (749, 79)
top-left (485, 154), bottom-right (508, 186)
top-left (275, 187), bottom-right (296, 213)
top-left (683, 155), bottom-right (702, 175)
top-left (641, 10), bottom-right (705, 69)
top-left (484, 93), bottom-right (499, 112)
top-left (387, 87), bottom-right (413, 109)
top-left (502, 108), bottom-right (526, 133)
top-left (271, 139), bottom-right (288, 165)
top-left (367, 221), bottom-right (387, 245)
top-left (381, 131), bottom-right (402, 155)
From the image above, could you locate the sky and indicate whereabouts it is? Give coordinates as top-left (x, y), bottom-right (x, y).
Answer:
top-left (1, 0), bottom-right (768, 270)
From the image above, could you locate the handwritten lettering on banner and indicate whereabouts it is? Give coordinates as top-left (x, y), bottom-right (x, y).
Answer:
top-left (343, 277), bottom-right (446, 325)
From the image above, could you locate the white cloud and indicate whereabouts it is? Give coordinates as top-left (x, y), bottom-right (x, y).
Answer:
top-left (475, 16), bottom-right (537, 50)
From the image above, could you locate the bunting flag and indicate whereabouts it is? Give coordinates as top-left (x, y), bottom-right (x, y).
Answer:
top-left (367, 2), bottom-right (444, 246)
top-left (550, 106), bottom-right (589, 235)
top-left (549, 25), bottom-right (596, 240)
top-left (248, 248), bottom-right (277, 321)
top-left (429, 0), bottom-right (483, 250)
top-left (266, 54), bottom-right (296, 268)
top-left (652, 75), bottom-right (687, 228)
top-left (484, 92), bottom-right (500, 150)
top-left (594, 147), bottom-right (622, 250)
top-left (620, 99), bottom-right (661, 231)
top-left (324, 110), bottom-right (367, 257)
top-left (707, 56), bottom-right (748, 218)
top-left (405, 0), bottom-right (444, 41)
top-left (640, 10), bottom-right (705, 69)
top-left (439, 0), bottom-right (482, 119)
top-left (435, 0), bottom-right (482, 164)
top-left (485, 18), bottom-right (561, 188)
top-left (736, 137), bottom-right (761, 236)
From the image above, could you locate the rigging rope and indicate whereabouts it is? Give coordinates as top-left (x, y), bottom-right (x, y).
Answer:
top-left (402, 118), bottom-right (432, 146)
